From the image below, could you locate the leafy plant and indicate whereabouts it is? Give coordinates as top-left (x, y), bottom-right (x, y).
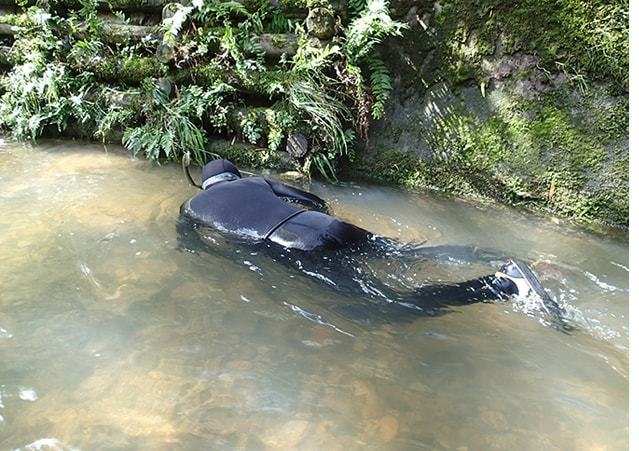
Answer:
top-left (287, 77), bottom-right (356, 179)
top-left (344, 0), bottom-right (405, 122)
top-left (0, 0), bottom-right (405, 180)
top-left (241, 117), bottom-right (263, 144)
top-left (367, 51), bottom-right (392, 119)
top-left (0, 62), bottom-right (95, 139)
top-left (347, 0), bottom-right (367, 16)
top-left (192, 0), bottom-right (249, 22)
top-left (219, 24), bottom-right (265, 72)
top-left (123, 80), bottom-right (234, 164)
top-left (344, 0), bottom-right (405, 62)
top-left (266, 10), bottom-right (293, 34)
top-left (264, 107), bottom-right (296, 151)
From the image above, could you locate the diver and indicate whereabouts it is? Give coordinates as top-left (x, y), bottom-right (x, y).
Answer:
top-left (179, 158), bottom-right (564, 321)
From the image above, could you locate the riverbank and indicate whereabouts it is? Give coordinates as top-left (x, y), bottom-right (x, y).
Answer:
top-left (0, 0), bottom-right (628, 228)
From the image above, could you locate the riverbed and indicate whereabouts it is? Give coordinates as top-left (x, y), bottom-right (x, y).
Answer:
top-left (0, 140), bottom-right (628, 450)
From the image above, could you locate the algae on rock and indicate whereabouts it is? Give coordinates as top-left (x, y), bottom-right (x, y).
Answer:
top-left (354, 0), bottom-right (628, 227)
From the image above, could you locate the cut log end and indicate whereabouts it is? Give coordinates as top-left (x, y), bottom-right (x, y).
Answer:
top-left (287, 132), bottom-right (307, 158)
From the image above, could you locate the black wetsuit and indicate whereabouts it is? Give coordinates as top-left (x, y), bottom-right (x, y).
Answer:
top-left (178, 174), bottom-right (567, 328)
top-left (180, 176), bottom-right (368, 251)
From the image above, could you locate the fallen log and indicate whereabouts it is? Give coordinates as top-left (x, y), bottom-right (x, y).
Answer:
top-left (0, 14), bottom-right (302, 58)
top-left (0, 22), bottom-right (18, 35)
top-left (0, 0), bottom-right (317, 16)
top-left (171, 63), bottom-right (287, 98)
top-left (0, 15), bottom-right (160, 43)
top-left (102, 22), bottom-right (159, 43)
top-left (84, 55), bottom-right (166, 84)
top-left (0, 0), bottom-right (176, 12)
top-left (207, 137), bottom-right (292, 169)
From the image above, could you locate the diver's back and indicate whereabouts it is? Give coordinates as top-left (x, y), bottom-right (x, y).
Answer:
top-left (181, 177), bottom-right (303, 239)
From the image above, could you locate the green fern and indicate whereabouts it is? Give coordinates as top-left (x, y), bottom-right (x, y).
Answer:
top-left (94, 104), bottom-right (135, 143)
top-left (367, 53), bottom-right (392, 119)
top-left (347, 0), bottom-right (366, 17)
top-left (344, 0), bottom-right (406, 63)
top-left (342, 0), bottom-right (404, 125)
top-left (123, 81), bottom-right (234, 164)
top-left (310, 152), bottom-right (338, 182)
top-left (266, 10), bottom-right (291, 33)
top-left (0, 0), bottom-right (405, 178)
top-left (192, 0), bottom-right (249, 22)
top-left (288, 78), bottom-right (352, 158)
top-left (162, 4), bottom-right (194, 46)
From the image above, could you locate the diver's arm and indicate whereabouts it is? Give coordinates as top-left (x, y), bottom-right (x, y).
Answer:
top-left (265, 179), bottom-right (328, 212)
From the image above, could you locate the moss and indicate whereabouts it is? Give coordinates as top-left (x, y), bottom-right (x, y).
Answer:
top-left (356, 86), bottom-right (628, 227)
top-left (432, 0), bottom-right (628, 93)
top-left (506, 102), bottom-right (608, 173)
top-left (279, 0), bottom-right (311, 9)
top-left (121, 56), bottom-right (165, 82)
top-left (207, 139), bottom-right (289, 169)
top-left (54, 0), bottom-right (170, 10)
top-left (270, 34), bottom-right (289, 48)
top-left (577, 91), bottom-right (629, 142)
top-left (175, 61), bottom-right (286, 97)
top-left (0, 14), bottom-right (33, 28)
top-left (347, 149), bottom-right (445, 191)
top-left (236, 68), bottom-right (288, 96)
top-left (348, 145), bottom-right (627, 228)
top-left (174, 61), bottom-right (225, 86)
top-left (101, 0), bottom-right (166, 9)
top-left (242, 0), bottom-right (308, 13)
top-left (94, 56), bottom-right (165, 85)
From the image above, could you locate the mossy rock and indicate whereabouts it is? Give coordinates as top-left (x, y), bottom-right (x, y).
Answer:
top-left (305, 7), bottom-right (336, 39)
top-left (363, 81), bottom-right (628, 227)
top-left (207, 138), bottom-right (291, 169)
top-left (430, 0), bottom-right (628, 93)
top-left (94, 56), bottom-right (166, 85)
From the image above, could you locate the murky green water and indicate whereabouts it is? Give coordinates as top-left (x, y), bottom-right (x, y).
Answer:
top-left (0, 140), bottom-right (628, 450)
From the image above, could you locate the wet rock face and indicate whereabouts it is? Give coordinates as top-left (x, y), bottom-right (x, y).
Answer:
top-left (359, 0), bottom-right (628, 227)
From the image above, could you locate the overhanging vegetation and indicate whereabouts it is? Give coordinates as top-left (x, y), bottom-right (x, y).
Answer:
top-left (0, 0), bottom-right (404, 177)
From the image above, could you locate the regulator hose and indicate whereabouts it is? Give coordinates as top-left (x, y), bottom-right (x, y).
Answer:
top-left (182, 151), bottom-right (202, 190)
top-left (182, 152), bottom-right (259, 189)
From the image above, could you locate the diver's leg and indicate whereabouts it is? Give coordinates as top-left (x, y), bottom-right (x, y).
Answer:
top-left (412, 274), bottom-right (515, 309)
top-left (410, 260), bottom-right (569, 328)
top-left (386, 242), bottom-right (505, 266)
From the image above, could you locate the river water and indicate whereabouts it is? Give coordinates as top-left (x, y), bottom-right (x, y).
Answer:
top-left (0, 140), bottom-right (628, 450)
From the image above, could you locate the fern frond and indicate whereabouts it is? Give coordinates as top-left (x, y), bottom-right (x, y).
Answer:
top-left (347, 0), bottom-right (366, 17)
top-left (344, 0), bottom-right (406, 63)
top-left (192, 0), bottom-right (248, 22)
top-left (366, 52), bottom-right (392, 119)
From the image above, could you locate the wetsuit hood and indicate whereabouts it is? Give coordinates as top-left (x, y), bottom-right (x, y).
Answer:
top-left (202, 159), bottom-right (241, 188)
